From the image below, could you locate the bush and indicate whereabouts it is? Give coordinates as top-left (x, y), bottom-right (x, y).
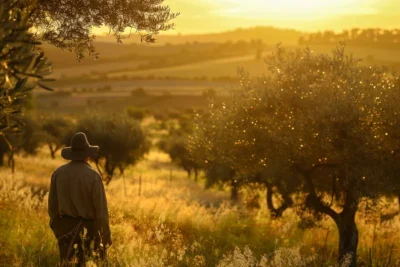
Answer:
top-left (126, 107), bottom-right (147, 121)
top-left (131, 87), bottom-right (148, 97)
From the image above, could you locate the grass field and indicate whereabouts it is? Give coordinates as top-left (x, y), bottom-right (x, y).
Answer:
top-left (1, 146), bottom-right (399, 266)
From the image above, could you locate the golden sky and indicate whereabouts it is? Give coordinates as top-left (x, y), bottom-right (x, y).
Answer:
top-left (163, 0), bottom-right (400, 34)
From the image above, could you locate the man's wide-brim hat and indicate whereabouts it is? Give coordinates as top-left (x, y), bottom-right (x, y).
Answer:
top-left (61, 132), bottom-right (99, 160)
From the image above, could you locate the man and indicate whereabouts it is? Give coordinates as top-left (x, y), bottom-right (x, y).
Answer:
top-left (48, 132), bottom-right (112, 266)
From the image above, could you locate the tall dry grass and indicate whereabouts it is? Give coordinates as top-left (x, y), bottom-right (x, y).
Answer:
top-left (0, 149), bottom-right (399, 266)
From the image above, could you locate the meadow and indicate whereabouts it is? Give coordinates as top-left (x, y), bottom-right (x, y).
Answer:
top-left (1, 144), bottom-right (399, 266)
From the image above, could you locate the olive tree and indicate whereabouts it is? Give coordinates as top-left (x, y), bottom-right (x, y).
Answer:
top-left (30, 0), bottom-right (179, 59)
top-left (0, 1), bottom-right (52, 138)
top-left (0, 116), bottom-right (43, 171)
top-left (42, 117), bottom-right (74, 159)
top-left (159, 135), bottom-right (201, 181)
top-left (192, 45), bottom-right (400, 266)
top-left (158, 113), bottom-right (202, 181)
top-left (73, 114), bottom-right (150, 184)
top-left (189, 103), bottom-right (246, 201)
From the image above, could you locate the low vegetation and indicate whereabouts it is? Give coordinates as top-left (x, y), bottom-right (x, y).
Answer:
top-left (1, 149), bottom-right (399, 266)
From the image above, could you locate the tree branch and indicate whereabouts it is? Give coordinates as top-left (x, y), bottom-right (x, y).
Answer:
top-left (294, 163), bottom-right (340, 223)
top-left (265, 181), bottom-right (293, 218)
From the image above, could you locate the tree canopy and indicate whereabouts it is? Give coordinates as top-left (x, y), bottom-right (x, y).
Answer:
top-left (191, 45), bottom-right (400, 267)
top-left (74, 114), bottom-right (150, 184)
top-left (31, 0), bottom-right (179, 59)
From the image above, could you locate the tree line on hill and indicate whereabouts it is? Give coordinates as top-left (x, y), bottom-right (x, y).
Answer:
top-left (300, 28), bottom-right (400, 49)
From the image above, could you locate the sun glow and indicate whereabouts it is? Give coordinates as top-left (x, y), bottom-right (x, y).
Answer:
top-left (210, 0), bottom-right (375, 20)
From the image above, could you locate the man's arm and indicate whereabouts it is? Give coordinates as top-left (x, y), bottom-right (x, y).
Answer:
top-left (48, 172), bottom-right (58, 227)
top-left (92, 173), bottom-right (112, 246)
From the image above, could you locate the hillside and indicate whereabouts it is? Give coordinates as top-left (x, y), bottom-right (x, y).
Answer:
top-left (96, 26), bottom-right (304, 45)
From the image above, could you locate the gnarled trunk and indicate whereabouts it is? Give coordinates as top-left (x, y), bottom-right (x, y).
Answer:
top-left (337, 210), bottom-right (358, 267)
top-left (296, 164), bottom-right (359, 267)
top-left (265, 182), bottom-right (293, 218)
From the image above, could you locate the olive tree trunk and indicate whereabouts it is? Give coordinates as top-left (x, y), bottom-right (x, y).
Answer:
top-left (336, 209), bottom-right (358, 267)
top-left (230, 180), bottom-right (239, 202)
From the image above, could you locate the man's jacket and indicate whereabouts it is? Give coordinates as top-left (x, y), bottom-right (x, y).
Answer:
top-left (48, 161), bottom-right (112, 245)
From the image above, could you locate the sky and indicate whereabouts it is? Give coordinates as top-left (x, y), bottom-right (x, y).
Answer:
top-left (163, 0), bottom-right (400, 34)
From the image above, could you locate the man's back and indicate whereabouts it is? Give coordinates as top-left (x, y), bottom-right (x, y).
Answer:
top-left (49, 161), bottom-right (103, 221)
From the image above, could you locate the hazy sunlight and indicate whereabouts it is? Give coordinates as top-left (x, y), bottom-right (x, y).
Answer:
top-left (212, 0), bottom-right (374, 19)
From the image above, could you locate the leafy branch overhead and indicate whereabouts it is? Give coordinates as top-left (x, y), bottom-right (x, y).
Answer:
top-left (30, 0), bottom-right (180, 60)
top-left (0, 1), bottom-right (52, 136)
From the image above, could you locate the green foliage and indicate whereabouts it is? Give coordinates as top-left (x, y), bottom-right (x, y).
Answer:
top-left (31, 0), bottom-right (179, 59)
top-left (0, 1), bottom-right (52, 137)
top-left (74, 114), bottom-right (150, 184)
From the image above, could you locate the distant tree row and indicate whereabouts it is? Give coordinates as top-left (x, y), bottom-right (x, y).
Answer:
top-left (0, 114), bottom-right (150, 184)
top-left (299, 28), bottom-right (400, 48)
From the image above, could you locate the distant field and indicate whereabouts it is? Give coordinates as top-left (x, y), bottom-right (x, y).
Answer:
top-left (47, 79), bottom-right (235, 94)
top-left (50, 59), bottom-right (148, 79)
top-left (108, 55), bottom-right (269, 79)
top-left (41, 43), bottom-right (400, 114)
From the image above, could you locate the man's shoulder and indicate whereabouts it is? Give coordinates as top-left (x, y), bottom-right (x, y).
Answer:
top-left (53, 162), bottom-right (101, 178)
top-left (52, 162), bottom-right (69, 176)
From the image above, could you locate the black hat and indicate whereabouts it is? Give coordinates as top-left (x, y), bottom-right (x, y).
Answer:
top-left (61, 132), bottom-right (99, 160)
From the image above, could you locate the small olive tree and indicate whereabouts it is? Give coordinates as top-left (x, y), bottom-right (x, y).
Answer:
top-left (73, 114), bottom-right (150, 184)
top-left (158, 113), bottom-right (202, 181)
top-left (0, 116), bottom-right (43, 171)
top-left (159, 135), bottom-right (201, 181)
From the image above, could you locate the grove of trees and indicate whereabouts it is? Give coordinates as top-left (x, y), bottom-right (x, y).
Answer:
top-left (300, 28), bottom-right (400, 49)
top-left (189, 45), bottom-right (400, 267)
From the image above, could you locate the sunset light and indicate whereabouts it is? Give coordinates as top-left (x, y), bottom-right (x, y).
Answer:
top-left (165, 0), bottom-right (399, 33)
top-left (211, 0), bottom-right (372, 19)
top-left (2, 0), bottom-right (400, 266)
